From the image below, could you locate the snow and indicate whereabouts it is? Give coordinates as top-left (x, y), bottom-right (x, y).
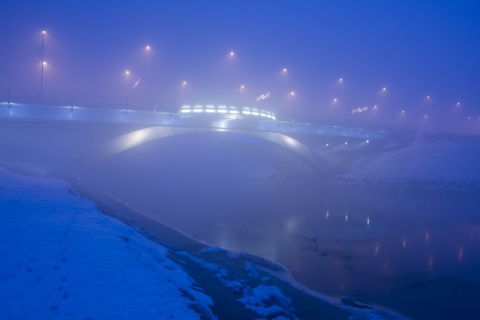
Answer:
top-left (175, 250), bottom-right (300, 319)
top-left (0, 167), bottom-right (213, 319)
top-left (238, 285), bottom-right (295, 318)
top-left (0, 166), bottom-right (407, 320)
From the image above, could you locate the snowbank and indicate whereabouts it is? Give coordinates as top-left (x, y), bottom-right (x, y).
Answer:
top-left (0, 167), bottom-right (213, 319)
top-left (0, 167), bottom-right (405, 320)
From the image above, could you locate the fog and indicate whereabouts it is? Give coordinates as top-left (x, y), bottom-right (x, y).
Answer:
top-left (1, 113), bottom-right (480, 318)
top-left (2, 1), bottom-right (480, 319)
top-left (1, 1), bottom-right (480, 133)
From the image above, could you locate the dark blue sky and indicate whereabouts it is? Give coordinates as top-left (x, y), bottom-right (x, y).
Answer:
top-left (1, 0), bottom-right (479, 130)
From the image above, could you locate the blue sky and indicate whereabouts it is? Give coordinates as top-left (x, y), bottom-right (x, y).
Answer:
top-left (1, 0), bottom-right (479, 129)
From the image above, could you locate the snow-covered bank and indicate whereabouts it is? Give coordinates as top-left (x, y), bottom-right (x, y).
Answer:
top-left (0, 167), bottom-right (406, 319)
top-left (0, 167), bottom-right (213, 319)
top-left (337, 134), bottom-right (480, 191)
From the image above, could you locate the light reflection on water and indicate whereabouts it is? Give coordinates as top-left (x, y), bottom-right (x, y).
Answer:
top-left (83, 136), bottom-right (480, 319)
top-left (194, 183), bottom-right (480, 319)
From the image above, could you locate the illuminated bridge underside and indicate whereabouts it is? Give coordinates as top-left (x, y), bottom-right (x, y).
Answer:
top-left (45, 126), bottom-right (336, 179)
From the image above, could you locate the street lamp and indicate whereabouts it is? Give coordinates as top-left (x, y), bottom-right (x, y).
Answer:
top-left (239, 84), bottom-right (245, 102)
top-left (125, 70), bottom-right (130, 107)
top-left (181, 81), bottom-right (187, 103)
top-left (145, 45), bottom-right (151, 51)
top-left (125, 70), bottom-right (130, 89)
top-left (290, 91), bottom-right (295, 122)
top-left (41, 30), bottom-right (46, 99)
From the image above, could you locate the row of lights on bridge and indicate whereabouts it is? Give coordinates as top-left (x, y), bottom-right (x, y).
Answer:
top-left (180, 105), bottom-right (276, 120)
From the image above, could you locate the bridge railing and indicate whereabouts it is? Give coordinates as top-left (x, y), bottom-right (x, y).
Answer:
top-left (0, 102), bottom-right (180, 126)
top-left (1, 97), bottom-right (418, 143)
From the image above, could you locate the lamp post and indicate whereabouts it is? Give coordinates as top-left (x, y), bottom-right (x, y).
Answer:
top-left (41, 30), bottom-right (46, 99)
top-left (181, 81), bottom-right (187, 103)
top-left (125, 70), bottom-right (130, 108)
top-left (290, 91), bottom-right (295, 122)
top-left (239, 84), bottom-right (245, 103)
top-left (125, 70), bottom-right (130, 90)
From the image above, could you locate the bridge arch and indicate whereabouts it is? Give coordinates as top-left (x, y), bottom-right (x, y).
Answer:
top-left (45, 126), bottom-right (335, 179)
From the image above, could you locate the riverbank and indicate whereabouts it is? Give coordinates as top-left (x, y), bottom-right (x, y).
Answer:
top-left (0, 166), bottom-right (404, 319)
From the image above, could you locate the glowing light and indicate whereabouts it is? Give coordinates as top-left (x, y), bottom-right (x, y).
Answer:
top-left (133, 78), bottom-right (141, 89)
top-left (352, 106), bottom-right (368, 113)
top-left (373, 105), bottom-right (378, 109)
top-left (290, 91), bottom-right (295, 96)
top-left (146, 45), bottom-right (151, 51)
top-left (125, 129), bottom-right (149, 147)
top-left (183, 81), bottom-right (187, 85)
top-left (344, 141), bottom-right (348, 145)
top-left (242, 107), bottom-right (252, 115)
top-left (256, 92), bottom-right (270, 101)
top-left (382, 87), bottom-right (387, 92)
top-left (180, 105), bottom-right (192, 113)
top-left (217, 105), bottom-right (228, 113)
top-left (229, 106), bottom-right (239, 114)
top-left (326, 211), bottom-right (329, 219)
top-left (333, 98), bottom-right (337, 103)
top-left (193, 105), bottom-right (204, 113)
top-left (402, 238), bottom-right (407, 249)
top-left (230, 51), bottom-right (235, 56)
top-left (366, 140), bottom-right (370, 144)
top-left (367, 217), bottom-right (370, 226)
top-left (339, 78), bottom-right (343, 82)
top-left (42, 61), bottom-right (47, 66)
top-left (326, 143), bottom-right (329, 147)
top-left (426, 95), bottom-right (431, 99)
top-left (424, 114), bottom-right (428, 118)
top-left (282, 68), bottom-right (287, 73)
top-left (345, 214), bottom-right (348, 222)
top-left (42, 30), bottom-right (46, 35)
top-left (401, 110), bottom-right (405, 114)
top-left (125, 70), bottom-right (130, 75)
top-left (205, 105), bottom-right (216, 113)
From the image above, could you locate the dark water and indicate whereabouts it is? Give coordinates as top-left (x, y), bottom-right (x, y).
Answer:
top-left (238, 183), bottom-right (480, 320)
top-left (81, 135), bottom-right (480, 319)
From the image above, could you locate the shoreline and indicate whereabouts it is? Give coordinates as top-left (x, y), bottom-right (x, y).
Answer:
top-left (69, 178), bottom-right (406, 320)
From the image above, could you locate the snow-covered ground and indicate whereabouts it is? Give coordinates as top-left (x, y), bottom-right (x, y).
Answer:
top-left (0, 167), bottom-right (213, 319)
top-left (0, 166), bottom-right (405, 319)
top-left (338, 134), bottom-right (480, 190)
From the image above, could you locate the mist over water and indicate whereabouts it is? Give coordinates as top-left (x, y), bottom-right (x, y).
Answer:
top-left (78, 133), bottom-right (480, 319)
top-left (2, 1), bottom-right (480, 318)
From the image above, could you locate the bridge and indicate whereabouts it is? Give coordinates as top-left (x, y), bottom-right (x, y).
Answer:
top-left (0, 102), bottom-right (414, 179)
